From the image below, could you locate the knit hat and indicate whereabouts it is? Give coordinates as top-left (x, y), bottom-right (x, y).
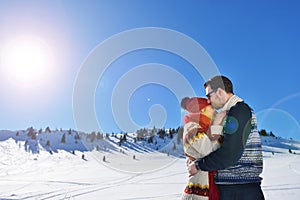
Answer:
top-left (181, 97), bottom-right (212, 131)
top-left (181, 97), bottom-right (209, 113)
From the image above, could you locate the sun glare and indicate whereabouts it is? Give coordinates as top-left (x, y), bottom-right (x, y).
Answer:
top-left (1, 36), bottom-right (54, 90)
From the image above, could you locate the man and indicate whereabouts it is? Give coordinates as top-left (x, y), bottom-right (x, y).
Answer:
top-left (187, 75), bottom-right (264, 200)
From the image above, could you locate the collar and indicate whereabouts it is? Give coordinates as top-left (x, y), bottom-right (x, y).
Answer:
top-left (221, 95), bottom-right (244, 111)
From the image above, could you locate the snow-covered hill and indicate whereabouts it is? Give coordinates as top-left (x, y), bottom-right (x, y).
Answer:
top-left (0, 127), bottom-right (184, 157)
top-left (0, 128), bottom-right (300, 199)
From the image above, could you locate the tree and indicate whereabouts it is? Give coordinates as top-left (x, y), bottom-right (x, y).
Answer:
top-left (169, 128), bottom-right (175, 139)
top-left (157, 129), bottom-right (166, 139)
top-left (61, 133), bottom-right (66, 143)
top-left (89, 132), bottom-right (96, 142)
top-left (119, 135), bottom-right (123, 146)
top-left (45, 126), bottom-right (51, 133)
top-left (150, 129), bottom-right (155, 137)
top-left (259, 129), bottom-right (268, 136)
top-left (136, 128), bottom-right (147, 141)
top-left (148, 135), bottom-right (154, 144)
top-left (27, 127), bottom-right (37, 140)
top-left (74, 133), bottom-right (81, 140)
top-left (270, 131), bottom-right (276, 137)
top-left (97, 132), bottom-right (103, 140)
top-left (173, 142), bottom-right (177, 151)
top-left (27, 127), bottom-right (34, 136)
top-left (177, 126), bottom-right (184, 144)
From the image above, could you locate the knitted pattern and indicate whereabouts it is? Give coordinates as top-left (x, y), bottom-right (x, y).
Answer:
top-left (214, 111), bottom-right (263, 184)
top-left (183, 122), bottom-right (222, 160)
top-left (182, 122), bottom-right (221, 200)
top-left (185, 182), bottom-right (209, 195)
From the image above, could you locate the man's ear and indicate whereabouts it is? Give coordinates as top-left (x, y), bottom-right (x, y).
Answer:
top-left (215, 88), bottom-right (221, 95)
top-left (216, 88), bottom-right (225, 96)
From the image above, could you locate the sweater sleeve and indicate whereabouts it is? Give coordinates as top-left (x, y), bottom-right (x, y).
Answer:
top-left (195, 102), bottom-right (252, 171)
top-left (183, 122), bottom-right (216, 159)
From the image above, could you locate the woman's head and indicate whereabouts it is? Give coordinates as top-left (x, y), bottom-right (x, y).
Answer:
top-left (181, 97), bottom-right (216, 123)
top-left (181, 97), bottom-right (216, 131)
top-left (181, 97), bottom-right (209, 113)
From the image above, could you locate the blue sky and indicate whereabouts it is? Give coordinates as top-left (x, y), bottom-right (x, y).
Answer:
top-left (0, 0), bottom-right (300, 139)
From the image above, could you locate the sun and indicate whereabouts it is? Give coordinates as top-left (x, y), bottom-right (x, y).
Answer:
top-left (1, 36), bottom-right (54, 90)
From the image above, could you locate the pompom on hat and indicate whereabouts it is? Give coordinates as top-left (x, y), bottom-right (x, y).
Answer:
top-left (181, 97), bottom-right (209, 113)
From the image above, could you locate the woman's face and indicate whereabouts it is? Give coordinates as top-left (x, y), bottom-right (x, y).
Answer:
top-left (201, 104), bottom-right (216, 119)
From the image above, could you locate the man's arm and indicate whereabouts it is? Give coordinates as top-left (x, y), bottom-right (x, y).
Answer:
top-left (194, 102), bottom-right (252, 171)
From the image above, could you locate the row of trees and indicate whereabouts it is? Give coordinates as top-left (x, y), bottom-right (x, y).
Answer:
top-left (135, 127), bottom-right (178, 143)
top-left (21, 126), bottom-right (183, 148)
top-left (19, 126), bottom-right (278, 151)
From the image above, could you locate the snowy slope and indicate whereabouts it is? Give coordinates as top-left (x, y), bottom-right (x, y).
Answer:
top-left (0, 129), bottom-right (300, 199)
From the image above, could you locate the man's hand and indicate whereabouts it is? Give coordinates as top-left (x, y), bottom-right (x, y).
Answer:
top-left (187, 159), bottom-right (198, 176)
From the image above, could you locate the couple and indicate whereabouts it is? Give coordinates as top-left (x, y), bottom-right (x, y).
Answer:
top-left (181, 75), bottom-right (264, 200)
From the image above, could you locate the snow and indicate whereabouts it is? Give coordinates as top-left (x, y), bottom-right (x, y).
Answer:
top-left (0, 129), bottom-right (300, 199)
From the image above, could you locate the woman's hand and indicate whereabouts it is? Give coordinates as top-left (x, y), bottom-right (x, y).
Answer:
top-left (187, 160), bottom-right (198, 177)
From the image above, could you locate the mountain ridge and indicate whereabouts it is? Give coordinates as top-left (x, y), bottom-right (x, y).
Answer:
top-left (1, 128), bottom-right (299, 157)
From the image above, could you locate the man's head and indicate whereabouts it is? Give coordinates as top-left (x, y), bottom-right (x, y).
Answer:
top-left (204, 75), bottom-right (234, 109)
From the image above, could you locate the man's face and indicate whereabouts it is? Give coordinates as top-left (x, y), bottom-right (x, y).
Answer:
top-left (205, 85), bottom-right (223, 110)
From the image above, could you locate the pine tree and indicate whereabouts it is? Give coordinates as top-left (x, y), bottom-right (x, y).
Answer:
top-left (61, 133), bottom-right (66, 143)
top-left (259, 129), bottom-right (268, 136)
top-left (89, 132), bottom-right (96, 142)
top-left (45, 126), bottom-right (51, 133)
top-left (173, 143), bottom-right (176, 151)
top-left (270, 131), bottom-right (276, 137)
top-left (97, 132), bottom-right (103, 140)
top-left (177, 126), bottom-right (184, 144)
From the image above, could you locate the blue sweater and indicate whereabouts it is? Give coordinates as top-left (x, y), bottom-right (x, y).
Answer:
top-left (195, 101), bottom-right (263, 184)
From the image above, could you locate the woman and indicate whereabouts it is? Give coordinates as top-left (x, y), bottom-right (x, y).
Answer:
top-left (181, 97), bottom-right (223, 200)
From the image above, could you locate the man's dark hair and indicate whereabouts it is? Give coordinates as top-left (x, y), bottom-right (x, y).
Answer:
top-left (204, 75), bottom-right (234, 94)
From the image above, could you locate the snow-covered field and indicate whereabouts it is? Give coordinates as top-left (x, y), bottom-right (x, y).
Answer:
top-left (0, 129), bottom-right (299, 200)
